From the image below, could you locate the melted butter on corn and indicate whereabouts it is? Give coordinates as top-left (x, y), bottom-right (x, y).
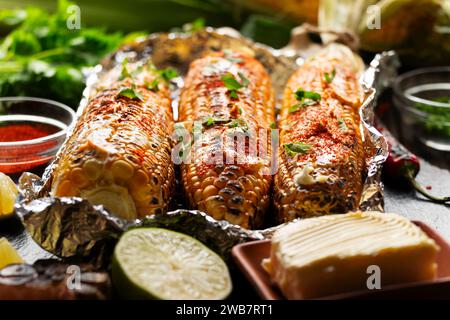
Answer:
top-left (264, 212), bottom-right (440, 299)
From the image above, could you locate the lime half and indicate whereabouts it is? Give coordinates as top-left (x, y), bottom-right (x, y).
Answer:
top-left (112, 228), bottom-right (232, 300)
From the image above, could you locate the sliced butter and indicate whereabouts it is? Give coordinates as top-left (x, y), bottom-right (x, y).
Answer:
top-left (263, 211), bottom-right (439, 299)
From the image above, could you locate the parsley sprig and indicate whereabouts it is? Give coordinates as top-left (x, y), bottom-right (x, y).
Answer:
top-left (337, 117), bottom-right (348, 132)
top-left (221, 72), bottom-right (249, 99)
top-left (324, 69), bottom-right (336, 83)
top-left (284, 142), bottom-right (312, 157)
top-left (289, 88), bottom-right (321, 112)
top-left (117, 85), bottom-right (143, 101)
top-left (146, 66), bottom-right (179, 92)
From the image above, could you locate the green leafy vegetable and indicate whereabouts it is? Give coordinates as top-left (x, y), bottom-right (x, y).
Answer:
top-left (182, 17), bottom-right (205, 33)
top-left (221, 72), bottom-right (249, 99)
top-left (289, 88), bottom-right (321, 112)
top-left (158, 67), bottom-right (179, 82)
top-left (228, 118), bottom-right (248, 132)
top-left (414, 97), bottom-right (450, 138)
top-left (284, 142), bottom-right (312, 157)
top-left (0, 0), bottom-right (123, 108)
top-left (324, 69), bottom-right (336, 83)
top-left (202, 116), bottom-right (230, 127)
top-left (338, 117), bottom-right (348, 132)
top-left (146, 79), bottom-right (160, 92)
top-left (294, 89), bottom-right (321, 101)
top-left (120, 59), bottom-right (132, 80)
top-left (117, 86), bottom-right (143, 101)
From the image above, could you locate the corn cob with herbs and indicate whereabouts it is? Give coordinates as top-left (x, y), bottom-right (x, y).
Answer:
top-left (50, 60), bottom-right (175, 220)
top-left (274, 44), bottom-right (366, 222)
top-left (178, 51), bottom-right (275, 229)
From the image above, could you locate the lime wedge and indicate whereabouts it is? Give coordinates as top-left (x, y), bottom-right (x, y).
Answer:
top-left (0, 238), bottom-right (23, 269)
top-left (0, 172), bottom-right (18, 218)
top-left (112, 228), bottom-right (232, 300)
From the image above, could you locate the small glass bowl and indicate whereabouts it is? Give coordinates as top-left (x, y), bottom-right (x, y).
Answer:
top-left (393, 67), bottom-right (450, 152)
top-left (0, 97), bottom-right (76, 175)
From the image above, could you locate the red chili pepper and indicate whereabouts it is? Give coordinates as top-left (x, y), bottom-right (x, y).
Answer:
top-left (377, 122), bottom-right (449, 204)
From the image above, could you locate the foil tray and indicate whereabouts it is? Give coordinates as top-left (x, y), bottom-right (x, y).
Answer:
top-left (14, 26), bottom-right (397, 266)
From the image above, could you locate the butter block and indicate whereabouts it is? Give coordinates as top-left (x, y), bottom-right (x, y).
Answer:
top-left (263, 212), bottom-right (439, 299)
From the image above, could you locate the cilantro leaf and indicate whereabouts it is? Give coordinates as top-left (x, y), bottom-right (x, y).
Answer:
top-left (202, 116), bottom-right (230, 127)
top-left (221, 73), bottom-right (244, 90)
top-left (117, 86), bottom-right (143, 101)
top-left (147, 79), bottom-right (159, 92)
top-left (324, 69), bottom-right (336, 83)
top-left (295, 89), bottom-right (321, 101)
top-left (182, 18), bottom-right (205, 33)
top-left (228, 118), bottom-right (248, 131)
top-left (284, 142), bottom-right (312, 157)
top-left (221, 72), bottom-right (249, 99)
top-left (120, 59), bottom-right (131, 80)
top-left (159, 67), bottom-right (178, 82)
top-left (338, 118), bottom-right (348, 132)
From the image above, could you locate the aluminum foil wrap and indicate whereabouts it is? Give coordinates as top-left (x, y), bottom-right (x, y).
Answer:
top-left (15, 27), bottom-right (397, 265)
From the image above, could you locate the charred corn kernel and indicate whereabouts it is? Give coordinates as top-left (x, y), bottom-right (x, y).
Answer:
top-left (274, 44), bottom-right (365, 222)
top-left (51, 61), bottom-right (175, 219)
top-left (179, 51), bottom-right (275, 229)
top-left (0, 173), bottom-right (18, 217)
top-left (0, 238), bottom-right (23, 269)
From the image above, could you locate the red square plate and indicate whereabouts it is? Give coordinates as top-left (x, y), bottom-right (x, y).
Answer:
top-left (231, 221), bottom-right (450, 299)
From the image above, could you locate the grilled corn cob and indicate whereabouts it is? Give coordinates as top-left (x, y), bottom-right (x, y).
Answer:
top-left (179, 51), bottom-right (275, 229)
top-left (274, 44), bottom-right (365, 222)
top-left (50, 61), bottom-right (175, 220)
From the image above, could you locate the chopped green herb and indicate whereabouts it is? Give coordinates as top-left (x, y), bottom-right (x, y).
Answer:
top-left (221, 73), bottom-right (244, 90)
top-left (158, 67), bottom-right (179, 82)
top-left (146, 79), bottom-right (159, 92)
top-left (414, 97), bottom-right (450, 138)
top-left (294, 89), bottom-right (321, 101)
top-left (288, 104), bottom-right (302, 113)
top-left (238, 107), bottom-right (243, 115)
top-left (238, 72), bottom-right (250, 87)
top-left (117, 86), bottom-right (143, 101)
top-left (269, 122), bottom-right (277, 129)
top-left (289, 88), bottom-right (321, 112)
top-left (338, 118), bottom-right (348, 132)
top-left (228, 118), bottom-right (248, 131)
top-left (120, 59), bottom-right (132, 80)
top-left (284, 142), bottom-right (312, 157)
top-left (221, 72), bottom-right (249, 99)
top-left (182, 18), bottom-right (205, 33)
top-left (324, 69), bottom-right (336, 83)
top-left (229, 90), bottom-right (239, 99)
top-left (202, 116), bottom-right (230, 127)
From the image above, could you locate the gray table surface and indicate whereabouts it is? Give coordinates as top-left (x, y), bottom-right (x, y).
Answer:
top-left (384, 158), bottom-right (450, 240)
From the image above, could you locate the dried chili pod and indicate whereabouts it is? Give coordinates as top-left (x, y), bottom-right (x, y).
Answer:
top-left (377, 123), bottom-right (449, 204)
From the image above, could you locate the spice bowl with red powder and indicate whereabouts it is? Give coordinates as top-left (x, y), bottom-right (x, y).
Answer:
top-left (0, 97), bottom-right (76, 176)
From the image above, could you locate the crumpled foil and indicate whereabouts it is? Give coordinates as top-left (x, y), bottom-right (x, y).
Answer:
top-left (14, 27), bottom-right (397, 266)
